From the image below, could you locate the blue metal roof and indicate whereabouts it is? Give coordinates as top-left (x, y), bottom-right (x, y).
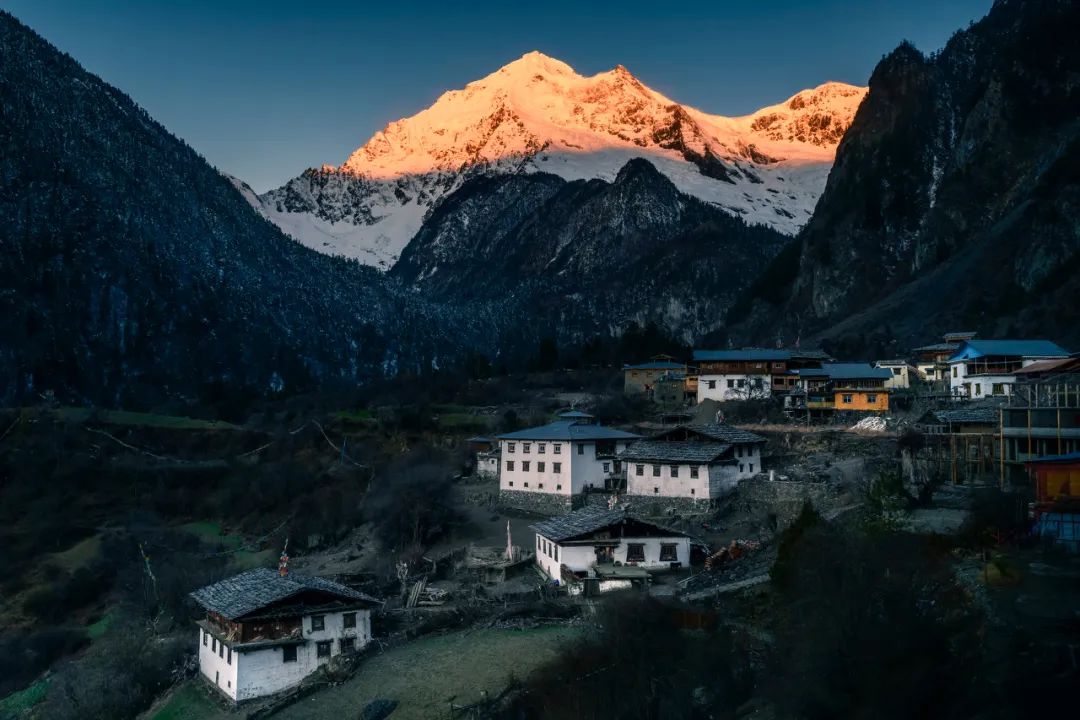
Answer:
top-left (794, 363), bottom-right (892, 380)
top-left (497, 420), bottom-right (640, 442)
top-left (1026, 452), bottom-right (1080, 465)
top-left (949, 340), bottom-right (1070, 362)
top-left (623, 361), bottom-right (685, 370)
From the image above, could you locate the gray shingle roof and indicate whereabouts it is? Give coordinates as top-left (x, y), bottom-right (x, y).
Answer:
top-left (498, 420), bottom-right (639, 441)
top-left (663, 423), bottom-right (766, 445)
top-left (925, 407), bottom-right (1001, 425)
top-left (530, 506), bottom-right (689, 543)
top-left (190, 568), bottom-right (379, 620)
top-left (619, 440), bottom-right (731, 464)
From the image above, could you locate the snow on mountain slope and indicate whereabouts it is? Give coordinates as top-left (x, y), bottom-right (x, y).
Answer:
top-left (256, 52), bottom-right (866, 268)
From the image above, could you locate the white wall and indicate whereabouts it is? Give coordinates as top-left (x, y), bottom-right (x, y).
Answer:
top-left (731, 445), bottom-right (761, 478)
top-left (626, 461), bottom-right (711, 499)
top-left (500, 439), bottom-right (630, 496)
top-left (534, 534), bottom-right (691, 579)
top-left (199, 627), bottom-right (239, 700)
top-left (476, 453), bottom-right (499, 480)
top-left (696, 374), bottom-right (771, 403)
top-left (877, 364), bottom-right (911, 390)
top-left (200, 608), bottom-right (372, 702)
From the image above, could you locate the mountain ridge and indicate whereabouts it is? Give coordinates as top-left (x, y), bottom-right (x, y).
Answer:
top-left (254, 53), bottom-right (865, 267)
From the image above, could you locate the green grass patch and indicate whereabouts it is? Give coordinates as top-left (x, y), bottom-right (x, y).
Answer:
top-left (334, 408), bottom-right (373, 422)
top-left (149, 681), bottom-right (222, 720)
top-left (50, 534), bottom-right (102, 572)
top-left (437, 413), bottom-right (495, 430)
top-left (0, 678), bottom-right (49, 716)
top-left (52, 406), bottom-right (238, 430)
top-left (86, 612), bottom-right (113, 640)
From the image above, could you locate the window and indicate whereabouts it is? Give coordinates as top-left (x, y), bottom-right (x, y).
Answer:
top-left (538, 462), bottom-right (545, 472)
top-left (602, 462), bottom-right (610, 472)
top-left (773, 362), bottom-right (784, 370)
top-left (219, 642), bottom-right (224, 658)
top-left (749, 463), bottom-right (754, 473)
top-left (992, 383), bottom-right (1005, 395)
top-left (554, 443), bottom-right (562, 454)
top-left (341, 637), bottom-right (356, 653)
top-left (626, 543), bottom-right (645, 562)
top-left (975, 385), bottom-right (982, 396)
top-left (690, 466), bottom-right (699, 478)
top-left (708, 380), bottom-right (716, 389)
top-left (508, 442), bottom-right (516, 453)
top-left (652, 465), bottom-right (661, 477)
top-left (343, 612), bottom-right (356, 629)
top-left (670, 465), bottom-right (679, 478)
top-left (538, 483), bottom-right (544, 489)
top-left (690, 488), bottom-right (696, 495)
top-left (556, 484), bottom-right (562, 490)
top-left (523, 443), bottom-right (531, 454)
top-left (635, 464), bottom-right (644, 476)
top-left (739, 464), bottom-right (744, 473)
top-left (842, 394), bottom-right (853, 404)
top-left (892, 367), bottom-right (902, 375)
top-left (659, 544), bottom-right (678, 562)
top-left (555, 546), bottom-right (559, 562)
top-left (283, 645), bottom-right (297, 663)
top-left (522, 461), bottom-right (530, 472)
top-left (727, 379), bottom-right (735, 388)
top-left (577, 443), bottom-right (585, 455)
top-left (508, 481), bottom-right (514, 487)
top-left (537, 536), bottom-right (541, 551)
top-left (867, 393), bottom-right (877, 402)
top-left (506, 460), bottom-right (515, 471)
top-left (737, 379), bottom-right (745, 388)
top-left (654, 487), bottom-right (659, 494)
top-left (311, 615), bottom-right (325, 632)
top-left (538, 443), bottom-right (546, 454)
top-left (211, 637), bottom-right (217, 652)
top-left (227, 647), bottom-right (232, 665)
top-left (524, 482), bottom-right (529, 487)
top-left (316, 641), bottom-right (332, 658)
top-left (952, 366), bottom-right (958, 378)
top-left (553, 462), bottom-right (562, 473)
top-left (203, 630), bottom-right (208, 646)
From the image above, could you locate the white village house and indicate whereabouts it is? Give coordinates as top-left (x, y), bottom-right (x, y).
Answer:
top-left (190, 568), bottom-right (380, 702)
top-left (694, 348), bottom-right (830, 402)
top-left (948, 339), bottom-right (1070, 400)
top-left (531, 506), bottom-right (694, 588)
top-left (618, 423), bottom-right (767, 504)
top-left (498, 410), bottom-right (639, 513)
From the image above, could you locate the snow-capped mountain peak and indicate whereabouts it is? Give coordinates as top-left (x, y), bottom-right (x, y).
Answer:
top-left (254, 53), bottom-right (866, 268)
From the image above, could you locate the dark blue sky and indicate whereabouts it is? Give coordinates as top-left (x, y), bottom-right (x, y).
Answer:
top-left (6, 0), bottom-right (991, 191)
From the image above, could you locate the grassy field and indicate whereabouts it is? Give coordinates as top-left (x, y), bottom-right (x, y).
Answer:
top-left (48, 407), bottom-right (239, 431)
top-left (0, 678), bottom-right (49, 717)
top-left (178, 521), bottom-right (276, 571)
top-left (276, 626), bottom-right (582, 720)
top-left (144, 682), bottom-right (225, 720)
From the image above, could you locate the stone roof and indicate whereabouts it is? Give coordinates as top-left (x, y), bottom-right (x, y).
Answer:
top-left (190, 568), bottom-right (379, 621)
top-left (530, 506), bottom-right (688, 543)
top-left (924, 407), bottom-right (1001, 425)
top-left (619, 440), bottom-right (732, 464)
top-left (666, 423), bottom-right (766, 445)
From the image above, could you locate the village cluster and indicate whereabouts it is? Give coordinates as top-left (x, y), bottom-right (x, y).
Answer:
top-left (186, 333), bottom-right (1080, 704)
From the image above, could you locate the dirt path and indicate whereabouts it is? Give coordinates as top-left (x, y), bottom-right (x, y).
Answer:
top-left (275, 625), bottom-right (583, 720)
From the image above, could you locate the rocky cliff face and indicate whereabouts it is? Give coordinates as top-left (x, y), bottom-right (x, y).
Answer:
top-left (392, 158), bottom-right (789, 343)
top-left (257, 53), bottom-right (864, 267)
top-left (0, 12), bottom-right (493, 408)
top-left (739, 0), bottom-right (1080, 352)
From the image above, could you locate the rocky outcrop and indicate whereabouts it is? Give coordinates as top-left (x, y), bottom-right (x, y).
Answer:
top-left (735, 0), bottom-right (1080, 353)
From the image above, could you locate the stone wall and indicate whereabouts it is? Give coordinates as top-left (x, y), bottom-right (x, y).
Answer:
top-left (732, 478), bottom-right (840, 529)
top-left (498, 489), bottom-right (579, 515)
